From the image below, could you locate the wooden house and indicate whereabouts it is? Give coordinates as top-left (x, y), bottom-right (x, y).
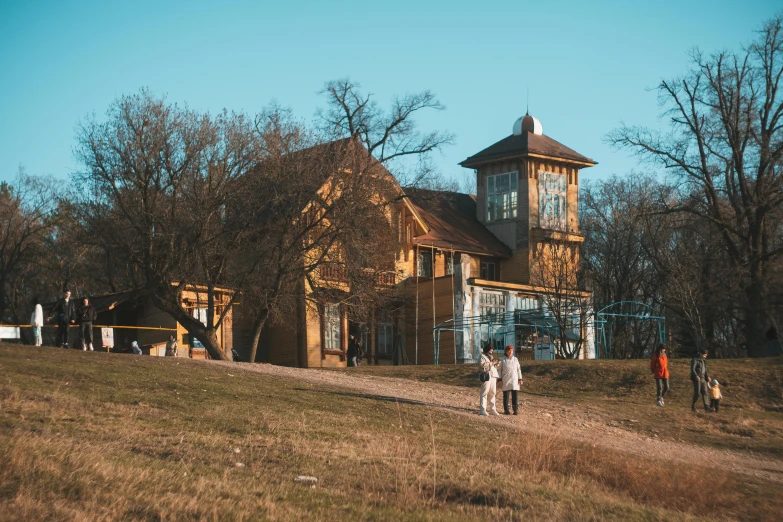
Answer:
top-left (242, 112), bottom-right (597, 366)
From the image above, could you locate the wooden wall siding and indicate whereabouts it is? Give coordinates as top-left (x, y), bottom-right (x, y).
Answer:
top-left (402, 276), bottom-right (456, 365)
top-left (517, 167), bottom-right (530, 249)
top-left (500, 248), bottom-right (532, 285)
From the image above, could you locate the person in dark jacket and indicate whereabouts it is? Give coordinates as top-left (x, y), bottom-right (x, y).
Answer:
top-left (76, 297), bottom-right (97, 351)
top-left (690, 349), bottom-right (712, 412)
top-left (49, 290), bottom-right (76, 348)
top-left (347, 334), bottom-right (361, 367)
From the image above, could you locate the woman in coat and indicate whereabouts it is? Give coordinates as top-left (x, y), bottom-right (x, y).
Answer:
top-left (30, 302), bottom-right (44, 346)
top-left (479, 344), bottom-right (500, 416)
top-left (498, 345), bottom-right (524, 415)
top-left (650, 344), bottom-right (670, 407)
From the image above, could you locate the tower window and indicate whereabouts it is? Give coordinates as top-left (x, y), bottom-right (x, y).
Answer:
top-left (486, 172), bottom-right (518, 222)
top-left (539, 171), bottom-right (567, 230)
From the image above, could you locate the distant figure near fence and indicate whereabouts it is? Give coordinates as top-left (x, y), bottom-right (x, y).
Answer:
top-left (49, 290), bottom-right (75, 348)
top-left (30, 302), bottom-right (44, 346)
top-left (76, 297), bottom-right (97, 351)
top-left (165, 335), bottom-right (178, 357)
top-left (131, 341), bottom-right (142, 355)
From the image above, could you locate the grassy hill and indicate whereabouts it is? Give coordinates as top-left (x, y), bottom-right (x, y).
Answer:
top-left (345, 357), bottom-right (783, 458)
top-left (1, 344), bottom-right (781, 521)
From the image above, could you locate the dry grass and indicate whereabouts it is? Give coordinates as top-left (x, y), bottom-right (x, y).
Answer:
top-left (345, 357), bottom-right (783, 458)
top-left (1, 344), bottom-right (780, 521)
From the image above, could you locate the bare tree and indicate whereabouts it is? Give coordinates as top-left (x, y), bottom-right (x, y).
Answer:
top-left (74, 91), bottom-right (263, 360)
top-left (318, 78), bottom-right (454, 188)
top-left (0, 170), bottom-right (57, 324)
top-left (242, 108), bottom-right (403, 364)
top-left (530, 236), bottom-right (589, 359)
top-left (609, 15), bottom-right (783, 356)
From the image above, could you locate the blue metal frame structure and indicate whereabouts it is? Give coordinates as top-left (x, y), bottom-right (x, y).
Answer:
top-left (593, 301), bottom-right (666, 359)
top-left (431, 306), bottom-right (588, 364)
top-left (431, 300), bottom-right (666, 363)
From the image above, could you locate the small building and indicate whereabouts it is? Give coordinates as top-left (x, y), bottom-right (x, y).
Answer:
top-left (50, 287), bottom-right (233, 357)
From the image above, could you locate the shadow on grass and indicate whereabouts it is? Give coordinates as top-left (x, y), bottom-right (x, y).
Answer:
top-left (297, 388), bottom-right (476, 414)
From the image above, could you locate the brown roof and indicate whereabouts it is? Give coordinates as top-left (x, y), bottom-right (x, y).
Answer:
top-left (404, 188), bottom-right (511, 258)
top-left (460, 131), bottom-right (596, 168)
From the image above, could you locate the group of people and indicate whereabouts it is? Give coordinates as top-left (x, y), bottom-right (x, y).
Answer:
top-left (478, 344), bottom-right (524, 416)
top-left (39, 290), bottom-right (97, 351)
top-left (31, 289), bottom-right (181, 357)
top-left (650, 345), bottom-right (723, 412)
top-left (478, 342), bottom-right (725, 417)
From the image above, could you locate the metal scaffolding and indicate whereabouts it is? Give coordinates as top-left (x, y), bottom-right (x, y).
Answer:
top-left (432, 300), bottom-right (666, 363)
top-left (432, 305), bottom-right (591, 364)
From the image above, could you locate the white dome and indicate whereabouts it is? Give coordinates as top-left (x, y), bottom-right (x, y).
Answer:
top-left (512, 113), bottom-right (543, 136)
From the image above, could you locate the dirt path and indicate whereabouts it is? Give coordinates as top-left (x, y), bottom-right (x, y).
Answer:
top-left (214, 361), bottom-right (783, 485)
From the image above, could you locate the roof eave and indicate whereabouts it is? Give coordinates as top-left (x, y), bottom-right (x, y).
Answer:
top-left (461, 151), bottom-right (597, 169)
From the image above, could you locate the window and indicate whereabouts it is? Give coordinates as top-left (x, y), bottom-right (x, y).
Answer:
top-left (486, 172), bottom-right (518, 222)
top-left (516, 295), bottom-right (539, 311)
top-left (324, 304), bottom-right (342, 351)
top-left (539, 171), bottom-right (567, 229)
top-left (480, 292), bottom-right (506, 320)
top-left (445, 252), bottom-right (455, 275)
top-left (417, 250), bottom-right (433, 278)
top-left (480, 261), bottom-right (497, 281)
top-left (377, 310), bottom-right (393, 356)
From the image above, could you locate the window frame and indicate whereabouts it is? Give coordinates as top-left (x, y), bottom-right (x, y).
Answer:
top-left (539, 171), bottom-right (567, 230)
top-left (417, 250), bottom-right (433, 278)
top-left (486, 171), bottom-right (518, 222)
top-left (377, 310), bottom-right (394, 357)
top-left (480, 260), bottom-right (498, 281)
top-left (323, 303), bottom-right (342, 352)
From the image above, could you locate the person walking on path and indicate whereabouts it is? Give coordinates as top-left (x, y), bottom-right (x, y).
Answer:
top-left (165, 334), bottom-right (178, 357)
top-left (76, 297), bottom-right (97, 351)
top-left (30, 302), bottom-right (44, 346)
top-left (690, 349), bottom-right (713, 412)
top-left (498, 345), bottom-right (524, 415)
top-left (709, 379), bottom-right (723, 412)
top-left (49, 290), bottom-right (75, 348)
top-left (650, 344), bottom-right (670, 407)
top-left (479, 344), bottom-right (500, 416)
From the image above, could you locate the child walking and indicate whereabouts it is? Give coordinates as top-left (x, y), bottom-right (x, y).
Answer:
top-left (709, 379), bottom-right (722, 412)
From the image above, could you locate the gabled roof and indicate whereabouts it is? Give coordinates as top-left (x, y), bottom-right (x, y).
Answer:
top-left (403, 188), bottom-right (511, 258)
top-left (460, 131), bottom-right (597, 168)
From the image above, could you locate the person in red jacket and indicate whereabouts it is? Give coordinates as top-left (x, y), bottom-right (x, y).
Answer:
top-left (650, 344), bottom-right (670, 407)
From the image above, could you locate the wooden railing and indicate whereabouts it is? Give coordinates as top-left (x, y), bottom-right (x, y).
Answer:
top-left (320, 265), bottom-right (347, 282)
top-left (320, 265), bottom-right (397, 287)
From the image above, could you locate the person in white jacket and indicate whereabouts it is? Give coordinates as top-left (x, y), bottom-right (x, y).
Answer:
top-left (30, 302), bottom-right (44, 346)
top-left (479, 344), bottom-right (500, 416)
top-left (498, 344), bottom-right (524, 415)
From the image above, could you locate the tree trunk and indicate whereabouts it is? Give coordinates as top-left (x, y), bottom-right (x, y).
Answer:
top-left (745, 274), bottom-right (767, 358)
top-left (248, 309), bottom-right (269, 363)
top-left (153, 296), bottom-right (231, 361)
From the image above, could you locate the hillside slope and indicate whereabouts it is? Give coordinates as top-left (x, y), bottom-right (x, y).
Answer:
top-left (1, 345), bottom-right (781, 521)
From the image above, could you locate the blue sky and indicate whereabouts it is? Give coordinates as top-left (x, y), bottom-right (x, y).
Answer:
top-left (0, 1), bottom-right (778, 186)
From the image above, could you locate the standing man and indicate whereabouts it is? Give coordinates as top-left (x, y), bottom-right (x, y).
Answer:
top-left (76, 297), bottom-right (97, 351)
top-left (347, 334), bottom-right (360, 367)
top-left (49, 290), bottom-right (75, 348)
top-left (690, 349), bottom-right (712, 412)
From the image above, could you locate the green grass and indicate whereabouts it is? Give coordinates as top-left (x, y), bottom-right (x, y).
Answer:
top-left (1, 344), bottom-right (781, 521)
top-left (342, 357), bottom-right (783, 458)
